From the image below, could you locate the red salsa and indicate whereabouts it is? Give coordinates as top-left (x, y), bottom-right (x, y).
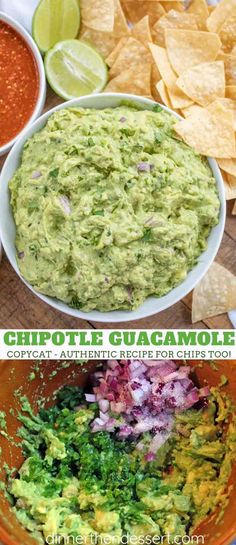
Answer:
top-left (0, 20), bottom-right (39, 147)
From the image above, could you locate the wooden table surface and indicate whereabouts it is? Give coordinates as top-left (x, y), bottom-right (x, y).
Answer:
top-left (0, 88), bottom-right (235, 330)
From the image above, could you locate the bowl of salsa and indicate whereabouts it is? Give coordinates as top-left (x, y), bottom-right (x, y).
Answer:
top-left (0, 12), bottom-right (46, 156)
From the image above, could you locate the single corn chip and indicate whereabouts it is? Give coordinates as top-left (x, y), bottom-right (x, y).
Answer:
top-left (174, 102), bottom-right (235, 158)
top-left (176, 61), bottom-right (225, 106)
top-left (192, 262), bottom-right (236, 323)
top-left (165, 29), bottom-right (221, 75)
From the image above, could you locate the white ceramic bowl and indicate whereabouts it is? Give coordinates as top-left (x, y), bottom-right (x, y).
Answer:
top-left (0, 93), bottom-right (226, 323)
top-left (0, 12), bottom-right (46, 156)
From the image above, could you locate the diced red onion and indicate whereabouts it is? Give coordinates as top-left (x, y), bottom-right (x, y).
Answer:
top-left (86, 359), bottom-right (210, 458)
top-left (92, 417), bottom-right (105, 428)
top-left (110, 401), bottom-right (126, 413)
top-left (162, 366), bottom-right (190, 383)
top-left (105, 419), bottom-right (117, 432)
top-left (199, 386), bottom-right (210, 397)
top-left (31, 170), bottom-right (42, 179)
top-left (143, 359), bottom-right (176, 369)
top-left (117, 425), bottom-right (133, 438)
top-left (98, 399), bottom-right (109, 413)
top-left (107, 360), bottom-right (119, 370)
top-left (145, 452), bottom-right (156, 462)
top-left (182, 388), bottom-right (200, 409)
top-left (133, 419), bottom-right (155, 434)
top-left (137, 162), bottom-right (154, 173)
top-left (93, 371), bottom-right (104, 378)
top-left (136, 441), bottom-right (145, 451)
top-left (149, 431), bottom-right (170, 454)
top-left (126, 286), bottom-right (133, 303)
top-left (58, 195), bottom-right (71, 215)
top-left (91, 423), bottom-right (104, 432)
top-left (99, 411), bottom-right (110, 422)
top-left (145, 218), bottom-right (159, 227)
top-left (85, 393), bottom-right (96, 403)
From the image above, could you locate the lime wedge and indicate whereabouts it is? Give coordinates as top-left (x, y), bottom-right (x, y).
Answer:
top-left (44, 40), bottom-right (108, 100)
top-left (32, 0), bottom-right (80, 53)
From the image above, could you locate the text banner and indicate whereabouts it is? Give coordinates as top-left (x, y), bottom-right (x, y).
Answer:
top-left (0, 329), bottom-right (235, 360)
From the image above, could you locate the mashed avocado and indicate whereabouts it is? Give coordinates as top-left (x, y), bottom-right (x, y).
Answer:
top-left (8, 385), bottom-right (236, 544)
top-left (10, 105), bottom-right (220, 311)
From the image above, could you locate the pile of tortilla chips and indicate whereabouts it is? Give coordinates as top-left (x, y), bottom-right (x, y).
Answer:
top-left (78, 0), bottom-right (236, 214)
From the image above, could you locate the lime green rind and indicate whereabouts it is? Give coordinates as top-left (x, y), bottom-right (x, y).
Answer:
top-left (44, 39), bottom-right (108, 101)
top-left (32, 0), bottom-right (80, 54)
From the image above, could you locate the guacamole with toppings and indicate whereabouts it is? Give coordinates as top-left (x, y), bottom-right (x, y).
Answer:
top-left (10, 105), bottom-right (220, 311)
top-left (8, 385), bottom-right (236, 544)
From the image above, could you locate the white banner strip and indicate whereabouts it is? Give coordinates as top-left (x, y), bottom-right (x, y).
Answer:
top-left (0, 329), bottom-right (234, 360)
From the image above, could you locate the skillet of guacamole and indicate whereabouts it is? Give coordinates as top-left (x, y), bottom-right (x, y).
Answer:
top-left (7, 368), bottom-right (236, 545)
top-left (10, 105), bottom-right (220, 311)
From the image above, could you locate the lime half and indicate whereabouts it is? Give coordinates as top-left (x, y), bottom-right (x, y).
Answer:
top-left (45, 40), bottom-right (108, 100)
top-left (32, 0), bottom-right (80, 53)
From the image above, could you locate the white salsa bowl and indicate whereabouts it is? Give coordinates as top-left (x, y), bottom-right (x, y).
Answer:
top-left (0, 11), bottom-right (46, 157)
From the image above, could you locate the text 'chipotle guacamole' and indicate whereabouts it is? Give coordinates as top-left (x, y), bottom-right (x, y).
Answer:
top-left (10, 104), bottom-right (220, 311)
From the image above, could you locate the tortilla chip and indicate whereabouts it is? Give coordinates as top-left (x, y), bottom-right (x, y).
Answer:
top-left (209, 98), bottom-right (236, 129)
top-left (149, 44), bottom-right (177, 91)
top-left (227, 173), bottom-right (236, 187)
top-left (165, 29), bottom-right (221, 75)
top-left (149, 44), bottom-right (193, 109)
top-left (176, 61), bottom-right (225, 106)
top-left (109, 37), bottom-right (152, 78)
top-left (174, 102), bottom-right (235, 158)
top-left (219, 12), bottom-right (236, 53)
top-left (226, 85), bottom-right (236, 99)
top-left (156, 79), bottom-right (172, 108)
top-left (232, 200), bottom-right (236, 213)
top-left (217, 51), bottom-right (236, 85)
top-left (224, 180), bottom-right (236, 199)
top-left (79, 26), bottom-right (118, 58)
top-left (192, 262), bottom-right (236, 323)
top-left (181, 104), bottom-right (204, 117)
top-left (206, 0), bottom-right (236, 33)
top-left (151, 63), bottom-right (162, 101)
top-left (132, 15), bottom-right (152, 46)
top-left (80, 0), bottom-right (115, 32)
top-left (106, 37), bottom-right (128, 66)
top-left (217, 158), bottom-right (236, 177)
top-left (167, 89), bottom-right (193, 110)
top-left (113, 0), bottom-right (130, 35)
top-left (104, 64), bottom-right (152, 96)
top-left (152, 10), bottom-right (199, 47)
top-left (121, 0), bottom-right (165, 25)
top-left (222, 172), bottom-right (236, 199)
top-left (187, 0), bottom-right (209, 26)
top-left (160, 0), bottom-right (184, 9)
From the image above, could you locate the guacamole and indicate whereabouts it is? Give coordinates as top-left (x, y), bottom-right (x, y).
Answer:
top-left (10, 105), bottom-right (220, 311)
top-left (9, 385), bottom-right (236, 545)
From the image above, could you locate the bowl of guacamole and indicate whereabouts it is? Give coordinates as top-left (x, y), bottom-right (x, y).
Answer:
top-left (0, 93), bottom-right (225, 322)
top-left (0, 359), bottom-right (236, 545)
